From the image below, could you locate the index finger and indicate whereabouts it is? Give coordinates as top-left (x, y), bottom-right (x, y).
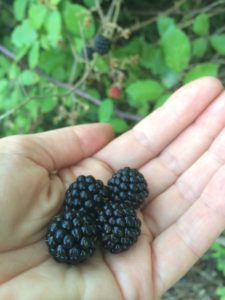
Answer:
top-left (95, 77), bottom-right (223, 170)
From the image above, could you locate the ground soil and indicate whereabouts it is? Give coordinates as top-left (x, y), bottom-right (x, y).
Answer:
top-left (163, 250), bottom-right (225, 300)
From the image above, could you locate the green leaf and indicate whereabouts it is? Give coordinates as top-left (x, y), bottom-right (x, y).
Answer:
top-left (12, 20), bottom-right (37, 47)
top-left (192, 13), bottom-right (209, 36)
top-left (83, 0), bottom-right (96, 8)
top-left (161, 27), bottom-right (191, 72)
top-left (110, 118), bottom-right (129, 133)
top-left (63, 3), bottom-right (95, 39)
top-left (28, 42), bottom-right (40, 68)
top-left (50, 0), bottom-right (62, 5)
top-left (210, 34), bottom-right (225, 55)
top-left (19, 70), bottom-right (39, 85)
top-left (154, 93), bottom-right (171, 109)
top-left (0, 79), bottom-right (8, 93)
top-left (0, 55), bottom-right (10, 73)
top-left (137, 102), bottom-right (149, 117)
top-left (45, 10), bottom-right (62, 47)
top-left (161, 69), bottom-right (181, 88)
top-left (184, 63), bottom-right (219, 84)
top-left (126, 80), bottom-right (164, 107)
top-left (192, 37), bottom-right (208, 57)
top-left (98, 99), bottom-right (114, 122)
top-left (113, 36), bottom-right (143, 58)
top-left (157, 16), bottom-right (176, 37)
top-left (28, 3), bottom-right (48, 29)
top-left (95, 56), bottom-right (109, 73)
top-left (15, 46), bottom-right (30, 61)
top-left (13, 0), bottom-right (29, 21)
top-left (40, 98), bottom-right (57, 113)
top-left (9, 64), bottom-right (20, 80)
top-left (216, 288), bottom-right (225, 300)
top-left (140, 45), bottom-right (167, 75)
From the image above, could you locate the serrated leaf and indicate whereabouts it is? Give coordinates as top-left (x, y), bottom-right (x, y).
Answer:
top-left (19, 70), bottom-right (39, 86)
top-left (28, 42), bottom-right (40, 68)
top-left (184, 63), bottom-right (219, 83)
top-left (161, 27), bottom-right (191, 72)
top-left (192, 13), bottom-right (209, 36)
top-left (13, 0), bottom-right (29, 21)
top-left (157, 16), bottom-right (176, 37)
top-left (98, 99), bottom-right (114, 122)
top-left (192, 37), bottom-right (208, 57)
top-left (28, 3), bottom-right (48, 29)
top-left (110, 118), bottom-right (129, 133)
top-left (12, 20), bottom-right (37, 48)
top-left (63, 3), bottom-right (95, 39)
top-left (210, 34), bottom-right (225, 55)
top-left (45, 10), bottom-right (62, 47)
top-left (126, 80), bottom-right (164, 107)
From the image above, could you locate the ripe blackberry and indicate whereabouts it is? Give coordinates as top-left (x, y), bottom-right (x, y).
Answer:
top-left (46, 211), bottom-right (97, 264)
top-left (64, 175), bottom-right (109, 217)
top-left (97, 202), bottom-right (141, 253)
top-left (108, 167), bottom-right (149, 209)
top-left (93, 35), bottom-right (111, 55)
top-left (81, 46), bottom-right (95, 60)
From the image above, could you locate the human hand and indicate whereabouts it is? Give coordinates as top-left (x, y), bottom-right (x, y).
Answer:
top-left (0, 77), bottom-right (225, 300)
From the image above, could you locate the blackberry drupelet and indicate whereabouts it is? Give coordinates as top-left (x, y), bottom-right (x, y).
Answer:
top-left (108, 167), bottom-right (149, 209)
top-left (46, 211), bottom-right (98, 264)
top-left (64, 175), bottom-right (109, 217)
top-left (97, 202), bottom-right (141, 253)
top-left (93, 35), bottom-right (111, 55)
top-left (81, 46), bottom-right (95, 60)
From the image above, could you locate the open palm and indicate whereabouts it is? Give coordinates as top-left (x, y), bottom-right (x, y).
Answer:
top-left (1, 77), bottom-right (225, 300)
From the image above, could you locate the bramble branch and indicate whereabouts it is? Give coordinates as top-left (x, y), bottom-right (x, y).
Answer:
top-left (0, 45), bottom-right (142, 122)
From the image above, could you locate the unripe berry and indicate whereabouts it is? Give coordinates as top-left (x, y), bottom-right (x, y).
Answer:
top-left (108, 85), bottom-right (122, 100)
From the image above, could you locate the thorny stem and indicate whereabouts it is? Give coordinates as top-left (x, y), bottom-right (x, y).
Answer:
top-left (0, 45), bottom-right (141, 122)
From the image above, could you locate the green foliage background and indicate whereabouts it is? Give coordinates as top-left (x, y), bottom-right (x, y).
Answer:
top-left (0, 0), bottom-right (225, 297)
top-left (1, 0), bottom-right (225, 136)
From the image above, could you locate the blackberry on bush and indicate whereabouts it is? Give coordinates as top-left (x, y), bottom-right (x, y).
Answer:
top-left (64, 175), bottom-right (109, 217)
top-left (46, 211), bottom-right (98, 264)
top-left (93, 35), bottom-right (111, 55)
top-left (97, 202), bottom-right (141, 253)
top-left (108, 167), bottom-right (149, 209)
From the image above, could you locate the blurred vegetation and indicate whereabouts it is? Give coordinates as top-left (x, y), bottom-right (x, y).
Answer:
top-left (1, 0), bottom-right (225, 136)
top-left (0, 1), bottom-right (225, 297)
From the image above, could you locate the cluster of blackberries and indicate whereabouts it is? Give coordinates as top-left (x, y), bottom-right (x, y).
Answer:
top-left (45, 167), bottom-right (149, 264)
top-left (82, 34), bottom-right (112, 60)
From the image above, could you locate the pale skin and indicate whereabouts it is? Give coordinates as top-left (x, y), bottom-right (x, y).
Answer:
top-left (0, 77), bottom-right (225, 300)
